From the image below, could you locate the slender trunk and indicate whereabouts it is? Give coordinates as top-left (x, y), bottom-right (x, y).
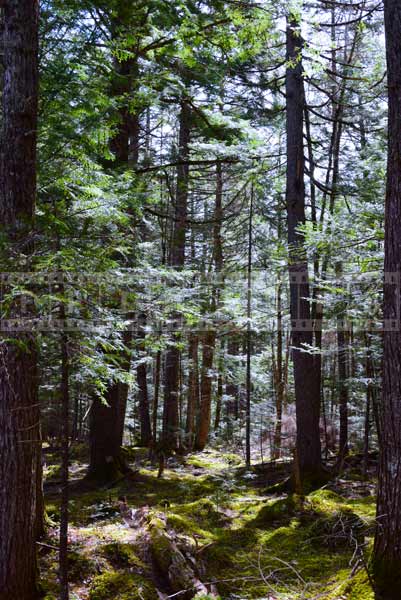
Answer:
top-left (196, 330), bottom-right (215, 450)
top-left (186, 333), bottom-right (200, 449)
top-left (285, 15), bottom-right (321, 484)
top-left (214, 342), bottom-right (224, 431)
top-left (137, 314), bottom-right (152, 446)
top-left (0, 3), bottom-right (41, 598)
top-left (163, 99), bottom-right (191, 450)
top-left (273, 279), bottom-right (284, 460)
top-left (152, 350), bottom-right (161, 443)
top-left (226, 335), bottom-right (240, 420)
top-left (194, 162), bottom-right (223, 450)
top-left (245, 188), bottom-right (253, 468)
top-left (59, 323), bottom-right (70, 600)
top-left (336, 263), bottom-right (349, 463)
top-left (373, 2), bottom-right (401, 595)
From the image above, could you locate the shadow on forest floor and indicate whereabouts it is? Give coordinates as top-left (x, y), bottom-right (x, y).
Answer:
top-left (40, 448), bottom-right (377, 600)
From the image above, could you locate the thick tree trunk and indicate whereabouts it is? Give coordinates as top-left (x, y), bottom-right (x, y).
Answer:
top-left (0, 2), bottom-right (41, 598)
top-left (285, 16), bottom-right (322, 486)
top-left (88, 378), bottom-right (130, 482)
top-left (373, 2), bottom-right (401, 596)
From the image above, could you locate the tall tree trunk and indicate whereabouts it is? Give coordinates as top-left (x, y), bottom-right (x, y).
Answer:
top-left (87, 5), bottom-right (140, 479)
top-left (196, 330), bottom-right (215, 450)
top-left (272, 278), bottom-right (284, 460)
top-left (226, 335), bottom-right (240, 420)
top-left (336, 263), bottom-right (349, 464)
top-left (59, 321), bottom-right (70, 600)
top-left (186, 333), bottom-right (200, 449)
top-left (163, 99), bottom-right (191, 450)
top-left (195, 162), bottom-right (223, 451)
top-left (373, 2), bottom-right (401, 595)
top-left (152, 350), bottom-right (161, 443)
top-left (137, 314), bottom-right (152, 446)
top-left (214, 341), bottom-right (224, 431)
top-left (0, 2), bottom-right (41, 598)
top-left (285, 15), bottom-right (322, 486)
top-left (245, 187), bottom-right (253, 467)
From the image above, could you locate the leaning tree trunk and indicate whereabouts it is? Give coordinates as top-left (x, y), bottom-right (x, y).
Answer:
top-left (373, 2), bottom-right (401, 597)
top-left (285, 15), bottom-right (322, 488)
top-left (0, 2), bottom-right (41, 598)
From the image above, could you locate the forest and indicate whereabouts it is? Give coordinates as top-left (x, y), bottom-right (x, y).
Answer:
top-left (1, 0), bottom-right (401, 599)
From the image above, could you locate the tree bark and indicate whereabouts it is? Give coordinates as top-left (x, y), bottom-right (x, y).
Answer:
top-left (373, 2), bottom-right (401, 596)
top-left (285, 15), bottom-right (322, 486)
top-left (59, 324), bottom-right (70, 600)
top-left (0, 2), bottom-right (41, 598)
top-left (186, 333), bottom-right (200, 449)
top-left (245, 188), bottom-right (253, 467)
top-left (194, 162), bottom-right (223, 451)
top-left (336, 263), bottom-right (349, 465)
top-left (137, 314), bottom-right (152, 446)
top-left (196, 330), bottom-right (215, 451)
top-left (87, 3), bottom-right (140, 479)
top-left (163, 99), bottom-right (191, 449)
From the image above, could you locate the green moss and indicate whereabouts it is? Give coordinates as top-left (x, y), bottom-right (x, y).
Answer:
top-left (250, 495), bottom-right (302, 526)
top-left (175, 498), bottom-right (231, 529)
top-left (308, 489), bottom-right (344, 508)
top-left (89, 571), bottom-right (154, 600)
top-left (166, 513), bottom-right (204, 536)
top-left (308, 509), bottom-right (366, 549)
top-left (149, 516), bottom-right (172, 573)
top-left (101, 543), bottom-right (146, 571)
top-left (326, 569), bottom-right (374, 600)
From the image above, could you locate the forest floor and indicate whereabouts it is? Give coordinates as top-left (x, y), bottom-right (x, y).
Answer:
top-left (40, 447), bottom-right (377, 600)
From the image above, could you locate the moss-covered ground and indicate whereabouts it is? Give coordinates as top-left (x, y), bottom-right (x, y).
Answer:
top-left (40, 448), bottom-right (376, 599)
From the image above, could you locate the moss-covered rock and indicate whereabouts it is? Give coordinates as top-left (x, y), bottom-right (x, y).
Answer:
top-left (89, 571), bottom-right (154, 600)
top-left (148, 515), bottom-right (172, 573)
